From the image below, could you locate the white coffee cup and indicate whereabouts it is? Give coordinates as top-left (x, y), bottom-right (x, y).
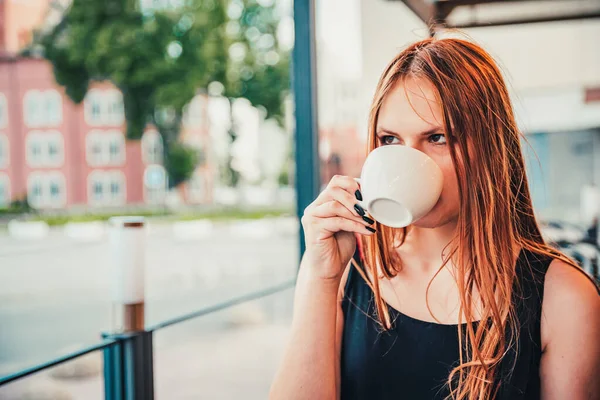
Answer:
top-left (355, 145), bottom-right (443, 228)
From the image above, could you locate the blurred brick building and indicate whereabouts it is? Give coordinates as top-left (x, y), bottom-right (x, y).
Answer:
top-left (0, 0), bottom-right (213, 209)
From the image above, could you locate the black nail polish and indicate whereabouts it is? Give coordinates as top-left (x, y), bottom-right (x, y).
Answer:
top-left (362, 215), bottom-right (374, 225)
top-left (355, 190), bottom-right (363, 201)
top-left (366, 226), bottom-right (376, 233)
top-left (354, 204), bottom-right (365, 216)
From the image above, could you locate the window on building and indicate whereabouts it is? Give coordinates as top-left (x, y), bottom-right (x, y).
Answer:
top-left (87, 131), bottom-right (103, 165)
top-left (144, 165), bottom-right (166, 204)
top-left (110, 180), bottom-right (120, 196)
top-left (48, 142), bottom-right (59, 158)
top-left (141, 130), bottom-right (163, 164)
top-left (27, 173), bottom-right (44, 209)
top-left (24, 90), bottom-right (62, 127)
top-left (0, 134), bottom-right (8, 168)
top-left (26, 132), bottom-right (44, 166)
top-left (46, 172), bottom-right (66, 207)
top-left (108, 172), bottom-right (126, 204)
top-left (88, 171), bottom-right (105, 205)
top-left (0, 174), bottom-right (9, 206)
top-left (93, 180), bottom-right (103, 200)
top-left (49, 181), bottom-right (61, 199)
top-left (86, 131), bottom-right (104, 165)
top-left (24, 90), bottom-right (42, 127)
top-left (27, 172), bottom-right (66, 209)
top-left (46, 131), bottom-right (64, 167)
top-left (31, 182), bottom-right (42, 198)
top-left (26, 131), bottom-right (64, 167)
top-left (85, 89), bottom-right (125, 126)
top-left (0, 93), bottom-right (8, 129)
top-left (84, 90), bottom-right (104, 126)
top-left (107, 131), bottom-right (125, 164)
top-left (109, 141), bottom-right (119, 159)
top-left (88, 170), bottom-right (126, 206)
top-left (31, 143), bottom-right (42, 158)
top-left (45, 90), bottom-right (63, 126)
top-left (86, 130), bottom-right (125, 166)
top-left (106, 90), bottom-right (125, 126)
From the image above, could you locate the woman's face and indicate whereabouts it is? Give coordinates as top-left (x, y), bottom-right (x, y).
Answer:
top-left (375, 77), bottom-right (460, 229)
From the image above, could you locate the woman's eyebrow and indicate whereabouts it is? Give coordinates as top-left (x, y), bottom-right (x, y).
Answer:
top-left (375, 128), bottom-right (399, 136)
top-left (375, 126), bottom-right (443, 136)
top-left (419, 127), bottom-right (444, 136)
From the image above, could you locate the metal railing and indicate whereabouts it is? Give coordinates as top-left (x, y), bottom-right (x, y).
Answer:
top-left (0, 216), bottom-right (297, 399)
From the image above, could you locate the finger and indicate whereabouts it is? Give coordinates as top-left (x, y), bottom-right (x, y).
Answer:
top-left (313, 187), bottom-right (362, 218)
top-left (327, 175), bottom-right (360, 193)
top-left (311, 201), bottom-right (374, 226)
top-left (314, 175), bottom-right (360, 204)
top-left (314, 216), bottom-right (376, 238)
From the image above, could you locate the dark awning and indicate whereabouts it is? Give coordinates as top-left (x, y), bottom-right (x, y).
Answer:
top-left (389, 0), bottom-right (600, 29)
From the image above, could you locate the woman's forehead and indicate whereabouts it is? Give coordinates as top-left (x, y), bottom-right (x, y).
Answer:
top-left (377, 78), bottom-right (444, 134)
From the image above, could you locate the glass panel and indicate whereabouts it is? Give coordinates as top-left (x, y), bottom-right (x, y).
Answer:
top-left (154, 288), bottom-right (293, 399)
top-left (2, 0), bottom-right (296, 397)
top-left (0, 351), bottom-right (104, 400)
top-left (0, 174), bottom-right (8, 206)
top-left (94, 181), bottom-right (103, 200)
top-left (50, 182), bottom-right (60, 198)
top-left (315, 0), bottom-right (365, 188)
top-left (0, 236), bottom-right (113, 371)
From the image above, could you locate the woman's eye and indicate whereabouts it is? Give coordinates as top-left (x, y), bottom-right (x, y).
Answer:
top-left (380, 135), bottom-right (400, 145)
top-left (429, 134), bottom-right (447, 145)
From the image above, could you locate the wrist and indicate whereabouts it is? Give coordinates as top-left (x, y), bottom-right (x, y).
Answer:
top-left (299, 260), bottom-right (343, 291)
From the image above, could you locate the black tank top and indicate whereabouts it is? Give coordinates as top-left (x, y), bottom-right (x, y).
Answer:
top-left (340, 248), bottom-right (553, 400)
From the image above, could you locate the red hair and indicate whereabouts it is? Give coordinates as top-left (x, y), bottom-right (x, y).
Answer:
top-left (352, 37), bottom-right (578, 399)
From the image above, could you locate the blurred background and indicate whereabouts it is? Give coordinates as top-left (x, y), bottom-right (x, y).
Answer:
top-left (0, 0), bottom-right (599, 399)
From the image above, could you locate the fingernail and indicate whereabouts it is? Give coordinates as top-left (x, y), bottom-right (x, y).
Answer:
top-left (355, 190), bottom-right (363, 201)
top-left (366, 226), bottom-right (376, 233)
top-left (354, 204), bottom-right (365, 216)
top-left (362, 215), bottom-right (374, 225)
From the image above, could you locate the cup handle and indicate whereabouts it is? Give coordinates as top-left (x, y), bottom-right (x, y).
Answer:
top-left (353, 178), bottom-right (368, 214)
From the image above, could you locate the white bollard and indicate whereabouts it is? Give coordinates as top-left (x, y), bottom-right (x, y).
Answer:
top-left (108, 216), bottom-right (146, 333)
top-left (7, 220), bottom-right (50, 240)
top-left (64, 221), bottom-right (105, 242)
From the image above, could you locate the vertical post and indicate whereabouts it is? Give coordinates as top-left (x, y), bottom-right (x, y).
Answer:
top-left (109, 216), bottom-right (146, 332)
top-left (293, 0), bottom-right (320, 259)
top-left (103, 217), bottom-right (154, 400)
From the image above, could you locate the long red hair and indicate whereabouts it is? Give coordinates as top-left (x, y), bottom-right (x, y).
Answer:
top-left (352, 37), bottom-right (577, 399)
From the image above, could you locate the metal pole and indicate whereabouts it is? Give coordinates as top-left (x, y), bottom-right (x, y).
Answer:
top-left (293, 0), bottom-right (320, 260)
top-left (103, 217), bottom-right (154, 400)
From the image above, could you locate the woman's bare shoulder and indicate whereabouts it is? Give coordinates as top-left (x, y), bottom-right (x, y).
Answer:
top-left (542, 258), bottom-right (600, 347)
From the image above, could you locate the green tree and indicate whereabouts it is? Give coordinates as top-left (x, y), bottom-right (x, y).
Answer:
top-left (219, 0), bottom-right (291, 187)
top-left (36, 0), bottom-right (228, 187)
top-left (165, 142), bottom-right (199, 186)
top-left (37, 0), bottom-right (291, 190)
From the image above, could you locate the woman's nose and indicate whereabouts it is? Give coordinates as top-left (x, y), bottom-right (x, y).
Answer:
top-left (402, 141), bottom-right (424, 152)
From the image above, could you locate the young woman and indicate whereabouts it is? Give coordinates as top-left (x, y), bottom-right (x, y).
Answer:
top-left (270, 38), bottom-right (600, 400)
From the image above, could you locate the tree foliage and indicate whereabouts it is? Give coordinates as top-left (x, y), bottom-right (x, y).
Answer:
top-left (40, 0), bottom-right (228, 140)
top-left (37, 0), bottom-right (290, 188)
top-left (165, 142), bottom-right (199, 187)
top-left (223, 0), bottom-right (290, 124)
